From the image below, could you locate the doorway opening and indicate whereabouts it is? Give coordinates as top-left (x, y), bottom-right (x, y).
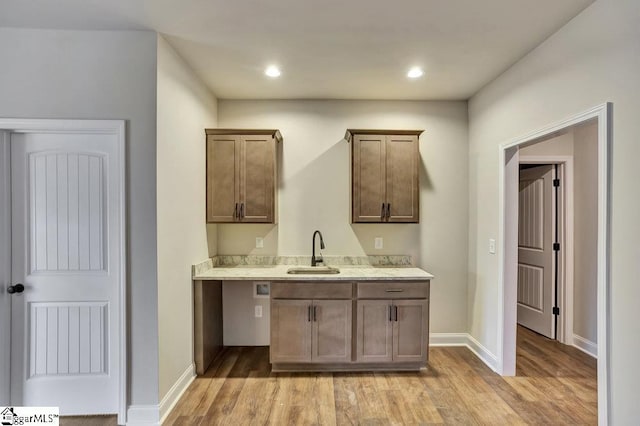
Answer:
top-left (498, 103), bottom-right (610, 424)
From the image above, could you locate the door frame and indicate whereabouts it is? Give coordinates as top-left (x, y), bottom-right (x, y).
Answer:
top-left (0, 118), bottom-right (127, 424)
top-left (497, 103), bottom-right (610, 425)
top-left (518, 156), bottom-right (574, 345)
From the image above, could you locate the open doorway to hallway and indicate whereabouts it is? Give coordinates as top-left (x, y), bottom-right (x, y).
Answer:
top-left (498, 103), bottom-right (610, 424)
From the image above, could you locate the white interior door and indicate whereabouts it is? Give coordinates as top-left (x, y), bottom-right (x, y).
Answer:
top-left (9, 130), bottom-right (122, 415)
top-left (517, 165), bottom-right (555, 338)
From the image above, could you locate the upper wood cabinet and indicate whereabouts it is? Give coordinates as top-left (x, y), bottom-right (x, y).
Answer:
top-left (206, 129), bottom-right (281, 223)
top-left (347, 129), bottom-right (423, 223)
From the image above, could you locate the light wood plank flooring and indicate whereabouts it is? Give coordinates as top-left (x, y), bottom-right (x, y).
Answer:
top-left (59, 326), bottom-right (597, 425)
top-left (163, 326), bottom-right (596, 425)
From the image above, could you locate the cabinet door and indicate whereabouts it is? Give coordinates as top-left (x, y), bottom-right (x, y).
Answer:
top-left (270, 299), bottom-right (312, 363)
top-left (352, 134), bottom-right (386, 222)
top-left (239, 135), bottom-right (275, 222)
top-left (312, 300), bottom-right (352, 363)
top-left (356, 300), bottom-right (393, 362)
top-left (392, 299), bottom-right (429, 363)
top-left (385, 135), bottom-right (419, 222)
top-left (206, 135), bottom-right (240, 222)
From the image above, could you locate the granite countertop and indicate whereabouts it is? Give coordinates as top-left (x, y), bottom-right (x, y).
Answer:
top-left (192, 256), bottom-right (434, 281)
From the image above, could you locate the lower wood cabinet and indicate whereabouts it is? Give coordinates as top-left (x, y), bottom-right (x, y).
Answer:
top-left (270, 298), bottom-right (352, 364)
top-left (357, 299), bottom-right (429, 363)
top-left (269, 280), bottom-right (429, 371)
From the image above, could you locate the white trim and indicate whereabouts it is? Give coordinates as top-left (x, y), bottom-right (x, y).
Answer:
top-left (0, 118), bottom-right (127, 424)
top-left (430, 333), bottom-right (499, 372)
top-left (429, 333), bottom-right (469, 346)
top-left (467, 334), bottom-right (499, 372)
top-left (0, 132), bottom-right (11, 405)
top-left (126, 405), bottom-right (160, 426)
top-left (573, 334), bottom-right (598, 359)
top-left (497, 103), bottom-right (610, 425)
top-left (518, 156), bottom-right (575, 346)
top-left (159, 364), bottom-right (195, 424)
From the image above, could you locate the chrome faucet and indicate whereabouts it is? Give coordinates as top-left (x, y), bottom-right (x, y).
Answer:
top-left (311, 230), bottom-right (325, 267)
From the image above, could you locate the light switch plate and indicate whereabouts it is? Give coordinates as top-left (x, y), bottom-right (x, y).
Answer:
top-left (374, 237), bottom-right (383, 250)
top-left (489, 238), bottom-right (496, 254)
top-left (255, 237), bottom-right (264, 248)
top-left (255, 305), bottom-right (263, 318)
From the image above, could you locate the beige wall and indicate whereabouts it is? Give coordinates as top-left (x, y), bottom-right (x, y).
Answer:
top-left (0, 28), bottom-right (159, 407)
top-left (468, 0), bottom-right (640, 421)
top-left (217, 100), bottom-right (469, 343)
top-left (573, 121), bottom-right (598, 344)
top-left (156, 36), bottom-right (218, 399)
top-left (519, 131), bottom-right (574, 156)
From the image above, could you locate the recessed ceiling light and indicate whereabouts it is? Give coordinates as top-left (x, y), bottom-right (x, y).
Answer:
top-left (265, 65), bottom-right (281, 78)
top-left (407, 67), bottom-right (424, 79)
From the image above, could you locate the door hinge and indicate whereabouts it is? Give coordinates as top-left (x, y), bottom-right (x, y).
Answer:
top-left (553, 242), bottom-right (560, 251)
top-left (553, 178), bottom-right (560, 187)
top-left (553, 306), bottom-right (560, 315)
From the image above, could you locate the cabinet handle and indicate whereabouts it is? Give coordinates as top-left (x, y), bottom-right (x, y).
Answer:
top-left (240, 203), bottom-right (244, 219)
top-left (308, 305), bottom-right (312, 322)
top-left (380, 203), bottom-right (385, 221)
top-left (386, 203), bottom-right (391, 220)
top-left (385, 289), bottom-right (404, 293)
top-left (313, 305), bottom-right (317, 322)
top-left (389, 305), bottom-right (393, 322)
top-left (234, 203), bottom-right (239, 219)
top-left (394, 305), bottom-right (398, 322)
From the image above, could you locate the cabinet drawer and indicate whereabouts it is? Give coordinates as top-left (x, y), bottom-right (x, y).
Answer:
top-left (272, 282), bottom-right (353, 299)
top-left (357, 281), bottom-right (429, 299)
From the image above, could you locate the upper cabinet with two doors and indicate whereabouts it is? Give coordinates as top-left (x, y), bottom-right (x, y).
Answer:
top-left (206, 129), bottom-right (281, 223)
top-left (347, 129), bottom-right (423, 223)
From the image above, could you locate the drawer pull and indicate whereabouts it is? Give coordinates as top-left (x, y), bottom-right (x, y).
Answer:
top-left (385, 289), bottom-right (404, 293)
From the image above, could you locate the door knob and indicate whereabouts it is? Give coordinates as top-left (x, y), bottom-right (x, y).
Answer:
top-left (7, 284), bottom-right (25, 294)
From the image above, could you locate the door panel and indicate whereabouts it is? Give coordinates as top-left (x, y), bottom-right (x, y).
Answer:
top-left (206, 135), bottom-right (238, 222)
top-left (240, 136), bottom-right (274, 222)
top-left (393, 300), bottom-right (428, 363)
top-left (386, 135), bottom-right (419, 222)
top-left (270, 299), bottom-right (312, 363)
top-left (312, 300), bottom-right (352, 363)
top-left (352, 135), bottom-right (386, 222)
top-left (356, 299), bottom-right (392, 362)
top-left (10, 131), bottom-right (121, 414)
top-left (517, 165), bottom-right (555, 338)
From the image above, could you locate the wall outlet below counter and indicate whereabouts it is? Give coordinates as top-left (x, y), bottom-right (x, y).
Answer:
top-left (374, 237), bottom-right (383, 250)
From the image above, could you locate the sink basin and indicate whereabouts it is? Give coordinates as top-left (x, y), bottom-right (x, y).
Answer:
top-left (287, 266), bottom-right (341, 275)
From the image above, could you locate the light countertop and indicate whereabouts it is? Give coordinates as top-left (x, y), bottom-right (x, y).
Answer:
top-left (192, 264), bottom-right (434, 281)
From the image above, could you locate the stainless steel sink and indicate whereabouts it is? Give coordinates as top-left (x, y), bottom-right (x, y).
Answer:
top-left (287, 266), bottom-right (341, 275)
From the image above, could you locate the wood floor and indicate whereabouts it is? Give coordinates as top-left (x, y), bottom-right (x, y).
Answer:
top-left (160, 326), bottom-right (597, 425)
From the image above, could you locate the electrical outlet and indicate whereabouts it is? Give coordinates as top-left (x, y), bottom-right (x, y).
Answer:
top-left (374, 237), bottom-right (383, 250)
top-left (489, 238), bottom-right (496, 254)
top-left (255, 305), bottom-right (263, 318)
top-left (255, 237), bottom-right (264, 249)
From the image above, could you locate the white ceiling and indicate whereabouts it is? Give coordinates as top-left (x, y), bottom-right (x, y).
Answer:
top-left (0, 0), bottom-right (594, 100)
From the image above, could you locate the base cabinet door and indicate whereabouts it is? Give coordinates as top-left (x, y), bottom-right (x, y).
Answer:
top-left (357, 300), bottom-right (393, 362)
top-left (393, 299), bottom-right (429, 363)
top-left (312, 300), bottom-right (352, 363)
top-left (270, 299), bottom-right (312, 363)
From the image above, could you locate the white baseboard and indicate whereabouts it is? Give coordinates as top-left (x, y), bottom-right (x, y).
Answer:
top-left (466, 334), bottom-right (499, 372)
top-left (429, 333), bottom-right (469, 346)
top-left (573, 334), bottom-right (597, 358)
top-left (159, 363), bottom-right (196, 424)
top-left (430, 333), bottom-right (499, 372)
top-left (127, 404), bottom-right (160, 426)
